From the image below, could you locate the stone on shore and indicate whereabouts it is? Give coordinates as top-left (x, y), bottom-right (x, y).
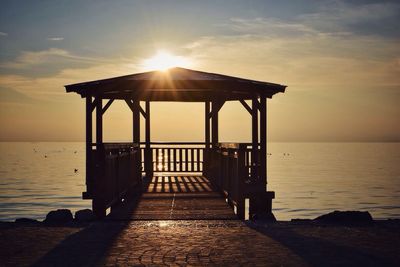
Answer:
top-left (44, 209), bottom-right (73, 224)
top-left (314, 210), bottom-right (373, 224)
top-left (75, 209), bottom-right (95, 222)
top-left (15, 218), bottom-right (40, 224)
top-left (252, 212), bottom-right (277, 222)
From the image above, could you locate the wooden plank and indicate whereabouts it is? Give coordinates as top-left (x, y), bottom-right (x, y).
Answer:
top-left (239, 99), bottom-right (252, 115)
top-left (102, 99), bottom-right (114, 115)
top-left (139, 105), bottom-right (146, 118)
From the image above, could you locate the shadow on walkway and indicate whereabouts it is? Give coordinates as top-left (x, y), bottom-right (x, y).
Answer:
top-left (248, 222), bottom-right (398, 267)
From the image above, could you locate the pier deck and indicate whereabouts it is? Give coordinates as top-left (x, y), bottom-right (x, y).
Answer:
top-left (109, 175), bottom-right (237, 220)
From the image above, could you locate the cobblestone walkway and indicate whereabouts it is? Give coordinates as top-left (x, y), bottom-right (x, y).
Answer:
top-left (100, 220), bottom-right (307, 266)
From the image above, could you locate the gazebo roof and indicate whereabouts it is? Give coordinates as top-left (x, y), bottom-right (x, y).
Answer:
top-left (65, 67), bottom-right (286, 101)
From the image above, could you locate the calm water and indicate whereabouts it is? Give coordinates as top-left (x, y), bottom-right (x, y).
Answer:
top-left (0, 142), bottom-right (399, 221)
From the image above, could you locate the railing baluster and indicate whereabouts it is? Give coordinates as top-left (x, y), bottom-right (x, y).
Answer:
top-left (173, 148), bottom-right (177, 172)
top-left (184, 148), bottom-right (188, 172)
top-left (197, 148), bottom-right (200, 172)
top-left (179, 148), bottom-right (182, 172)
top-left (167, 148), bottom-right (171, 172)
top-left (191, 148), bottom-right (195, 172)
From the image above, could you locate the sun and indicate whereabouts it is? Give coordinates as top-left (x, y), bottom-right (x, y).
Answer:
top-left (143, 50), bottom-right (190, 71)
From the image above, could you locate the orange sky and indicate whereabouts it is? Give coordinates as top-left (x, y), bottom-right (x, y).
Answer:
top-left (1, 1), bottom-right (399, 142)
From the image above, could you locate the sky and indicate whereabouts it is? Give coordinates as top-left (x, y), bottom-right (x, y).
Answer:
top-left (0, 0), bottom-right (399, 142)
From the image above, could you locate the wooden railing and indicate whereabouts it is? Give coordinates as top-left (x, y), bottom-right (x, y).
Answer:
top-left (85, 143), bottom-right (141, 216)
top-left (206, 143), bottom-right (271, 219)
top-left (140, 142), bottom-right (205, 173)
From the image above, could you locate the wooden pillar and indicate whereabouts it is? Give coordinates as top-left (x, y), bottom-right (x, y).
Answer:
top-left (96, 97), bottom-right (103, 146)
top-left (145, 101), bottom-right (152, 178)
top-left (85, 96), bottom-right (93, 196)
top-left (211, 100), bottom-right (219, 148)
top-left (205, 101), bottom-right (210, 149)
top-left (93, 96), bottom-right (106, 218)
top-left (204, 101), bottom-right (211, 176)
top-left (251, 98), bottom-right (259, 181)
top-left (132, 100), bottom-right (140, 143)
top-left (260, 97), bottom-right (267, 187)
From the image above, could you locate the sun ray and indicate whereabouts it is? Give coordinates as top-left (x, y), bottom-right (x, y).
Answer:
top-left (143, 50), bottom-right (190, 71)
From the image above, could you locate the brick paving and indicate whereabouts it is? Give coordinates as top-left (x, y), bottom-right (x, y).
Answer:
top-left (99, 220), bottom-right (307, 266)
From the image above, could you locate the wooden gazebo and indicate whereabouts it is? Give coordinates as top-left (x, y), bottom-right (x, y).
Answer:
top-left (65, 67), bottom-right (286, 219)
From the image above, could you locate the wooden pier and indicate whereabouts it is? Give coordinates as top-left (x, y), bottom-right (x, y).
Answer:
top-left (65, 67), bottom-right (286, 219)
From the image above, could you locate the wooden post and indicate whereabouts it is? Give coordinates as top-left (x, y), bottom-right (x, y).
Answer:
top-left (205, 101), bottom-right (210, 149)
top-left (85, 96), bottom-right (93, 197)
top-left (204, 101), bottom-right (210, 176)
top-left (211, 100), bottom-right (219, 148)
top-left (132, 100), bottom-right (140, 144)
top-left (251, 98), bottom-right (259, 182)
top-left (132, 100), bottom-right (141, 185)
top-left (93, 96), bottom-right (106, 218)
top-left (260, 97), bottom-right (267, 188)
top-left (96, 97), bottom-right (103, 147)
top-left (145, 101), bottom-right (152, 178)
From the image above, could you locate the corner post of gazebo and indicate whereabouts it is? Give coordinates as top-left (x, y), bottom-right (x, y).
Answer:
top-left (132, 99), bottom-right (140, 144)
top-left (260, 96), bottom-right (267, 187)
top-left (204, 101), bottom-right (211, 176)
top-left (85, 96), bottom-right (93, 197)
top-left (144, 101), bottom-right (152, 178)
top-left (93, 96), bottom-right (106, 218)
top-left (211, 100), bottom-right (219, 148)
top-left (251, 97), bottom-right (259, 181)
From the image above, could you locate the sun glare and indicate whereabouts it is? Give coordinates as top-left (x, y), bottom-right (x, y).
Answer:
top-left (143, 51), bottom-right (190, 71)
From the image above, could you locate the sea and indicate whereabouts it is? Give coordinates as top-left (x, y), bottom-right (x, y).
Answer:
top-left (0, 142), bottom-right (399, 221)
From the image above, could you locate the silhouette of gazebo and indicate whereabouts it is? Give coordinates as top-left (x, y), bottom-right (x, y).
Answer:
top-left (66, 67), bottom-right (286, 219)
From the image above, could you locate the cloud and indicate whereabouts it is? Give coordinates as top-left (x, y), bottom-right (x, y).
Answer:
top-left (0, 60), bottom-right (142, 102)
top-left (185, 24), bottom-right (400, 89)
top-left (0, 32), bottom-right (8, 36)
top-left (47, 37), bottom-right (64, 41)
top-left (0, 48), bottom-right (112, 69)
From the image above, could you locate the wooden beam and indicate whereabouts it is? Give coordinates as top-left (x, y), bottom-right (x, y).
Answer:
top-left (132, 100), bottom-right (140, 144)
top-left (90, 98), bottom-right (97, 112)
top-left (205, 101), bottom-right (210, 149)
top-left (102, 99), bottom-right (114, 115)
top-left (96, 97), bottom-right (103, 145)
top-left (144, 101), bottom-right (152, 178)
top-left (145, 101), bottom-right (150, 146)
top-left (251, 98), bottom-right (258, 180)
top-left (125, 99), bottom-right (134, 112)
top-left (207, 100), bottom-right (225, 120)
top-left (139, 105), bottom-right (146, 119)
top-left (239, 99), bottom-right (252, 115)
top-left (211, 100), bottom-right (221, 147)
top-left (86, 96), bottom-right (93, 192)
top-left (260, 97), bottom-right (267, 186)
